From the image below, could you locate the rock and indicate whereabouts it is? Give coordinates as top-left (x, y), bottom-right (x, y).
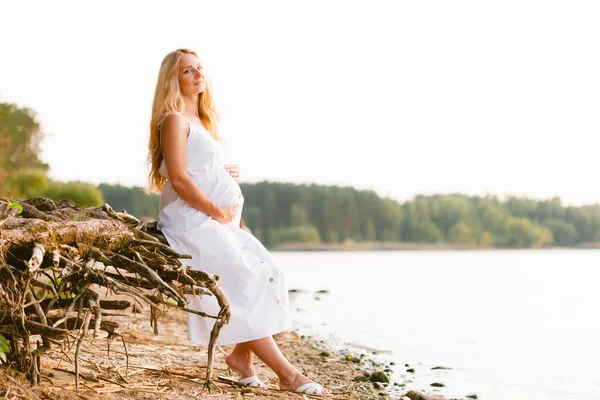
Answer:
top-left (316, 289), bottom-right (329, 293)
top-left (390, 361), bottom-right (396, 365)
top-left (344, 354), bottom-right (361, 363)
top-left (431, 366), bottom-right (452, 370)
top-left (353, 376), bottom-right (369, 382)
top-left (385, 368), bottom-right (393, 372)
top-left (373, 382), bottom-right (383, 389)
top-left (319, 351), bottom-right (331, 357)
top-left (314, 296), bottom-right (321, 301)
top-left (363, 371), bottom-right (371, 377)
top-left (405, 363), bottom-right (410, 367)
top-left (369, 371), bottom-right (390, 383)
top-left (430, 382), bottom-right (445, 387)
top-left (288, 289), bottom-right (302, 293)
top-left (466, 394), bottom-right (479, 399)
top-left (406, 368), bottom-right (415, 373)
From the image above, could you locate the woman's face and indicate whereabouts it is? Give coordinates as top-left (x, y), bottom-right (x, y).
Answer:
top-left (178, 53), bottom-right (206, 97)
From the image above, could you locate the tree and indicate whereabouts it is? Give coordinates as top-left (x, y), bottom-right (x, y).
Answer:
top-left (290, 202), bottom-right (308, 226)
top-left (448, 222), bottom-right (477, 244)
top-left (543, 218), bottom-right (578, 246)
top-left (270, 225), bottom-right (321, 247)
top-left (44, 181), bottom-right (104, 208)
top-left (0, 102), bottom-right (49, 197)
top-left (98, 184), bottom-right (160, 219)
top-left (430, 195), bottom-right (477, 238)
top-left (497, 218), bottom-right (553, 248)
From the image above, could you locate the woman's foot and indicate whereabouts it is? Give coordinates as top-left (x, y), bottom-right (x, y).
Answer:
top-left (279, 371), bottom-right (331, 396)
top-left (225, 351), bottom-right (256, 379)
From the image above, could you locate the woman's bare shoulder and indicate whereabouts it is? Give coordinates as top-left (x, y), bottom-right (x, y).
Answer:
top-left (161, 113), bottom-right (189, 138)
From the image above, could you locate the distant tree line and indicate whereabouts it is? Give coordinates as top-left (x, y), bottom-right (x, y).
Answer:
top-left (3, 101), bottom-right (599, 249)
top-left (95, 182), bottom-right (600, 249)
top-left (238, 182), bottom-right (600, 248)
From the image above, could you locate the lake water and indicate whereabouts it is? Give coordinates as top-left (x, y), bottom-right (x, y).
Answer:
top-left (273, 250), bottom-right (600, 400)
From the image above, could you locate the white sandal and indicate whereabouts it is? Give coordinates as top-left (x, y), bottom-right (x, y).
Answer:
top-left (295, 381), bottom-right (324, 395)
top-left (218, 375), bottom-right (267, 388)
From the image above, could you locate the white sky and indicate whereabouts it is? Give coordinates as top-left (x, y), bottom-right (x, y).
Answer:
top-left (1, 0), bottom-right (599, 205)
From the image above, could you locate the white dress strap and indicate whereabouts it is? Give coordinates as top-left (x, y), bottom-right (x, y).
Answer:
top-left (158, 112), bottom-right (171, 155)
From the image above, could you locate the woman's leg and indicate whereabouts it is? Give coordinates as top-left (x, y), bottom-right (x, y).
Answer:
top-left (245, 336), bottom-right (330, 394)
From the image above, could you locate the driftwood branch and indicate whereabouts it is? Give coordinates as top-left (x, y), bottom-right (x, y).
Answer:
top-left (0, 197), bottom-right (231, 391)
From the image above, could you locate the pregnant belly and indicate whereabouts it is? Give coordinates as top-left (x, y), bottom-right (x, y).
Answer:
top-left (193, 170), bottom-right (244, 208)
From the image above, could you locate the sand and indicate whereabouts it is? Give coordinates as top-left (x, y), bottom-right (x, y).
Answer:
top-left (0, 302), bottom-right (409, 400)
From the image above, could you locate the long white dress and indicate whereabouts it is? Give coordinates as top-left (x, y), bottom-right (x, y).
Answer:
top-left (156, 115), bottom-right (292, 346)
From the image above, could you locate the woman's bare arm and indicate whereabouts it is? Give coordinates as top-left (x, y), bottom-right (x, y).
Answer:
top-left (161, 114), bottom-right (236, 222)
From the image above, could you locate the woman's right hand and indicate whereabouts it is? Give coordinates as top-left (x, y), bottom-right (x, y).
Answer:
top-left (212, 204), bottom-right (239, 224)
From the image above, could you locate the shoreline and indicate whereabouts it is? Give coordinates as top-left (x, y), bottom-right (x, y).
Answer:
top-left (273, 241), bottom-right (600, 251)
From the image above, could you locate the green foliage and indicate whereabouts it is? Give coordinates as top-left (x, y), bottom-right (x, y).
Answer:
top-left (323, 230), bottom-right (339, 243)
top-left (0, 335), bottom-right (10, 364)
top-left (496, 217), bottom-right (554, 248)
top-left (0, 102), bottom-right (49, 197)
top-left (364, 219), bottom-right (376, 241)
top-left (543, 218), bottom-right (578, 246)
top-left (290, 203), bottom-right (309, 226)
top-left (270, 225), bottom-right (321, 247)
top-left (3, 199), bottom-right (24, 215)
top-left (448, 222), bottom-right (478, 244)
top-left (430, 195), bottom-right (477, 237)
top-left (410, 219), bottom-right (444, 243)
top-left (8, 169), bottom-right (49, 199)
top-left (44, 180), bottom-right (104, 208)
top-left (98, 183), bottom-right (159, 219)
top-left (236, 183), bottom-right (599, 248)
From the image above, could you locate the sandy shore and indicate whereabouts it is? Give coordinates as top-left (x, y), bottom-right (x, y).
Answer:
top-left (0, 303), bottom-right (414, 399)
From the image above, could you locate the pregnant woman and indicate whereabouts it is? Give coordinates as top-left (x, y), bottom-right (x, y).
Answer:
top-left (146, 48), bottom-right (329, 396)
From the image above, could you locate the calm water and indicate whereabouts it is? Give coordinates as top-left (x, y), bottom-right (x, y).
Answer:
top-left (273, 250), bottom-right (600, 400)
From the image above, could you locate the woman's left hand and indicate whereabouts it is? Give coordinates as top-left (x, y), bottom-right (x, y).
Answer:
top-left (225, 164), bottom-right (240, 181)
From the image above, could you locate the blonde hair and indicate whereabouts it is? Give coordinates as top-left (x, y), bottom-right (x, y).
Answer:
top-left (146, 48), bottom-right (220, 193)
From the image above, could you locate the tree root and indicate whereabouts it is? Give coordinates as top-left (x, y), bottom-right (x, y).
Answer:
top-left (0, 197), bottom-right (230, 392)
